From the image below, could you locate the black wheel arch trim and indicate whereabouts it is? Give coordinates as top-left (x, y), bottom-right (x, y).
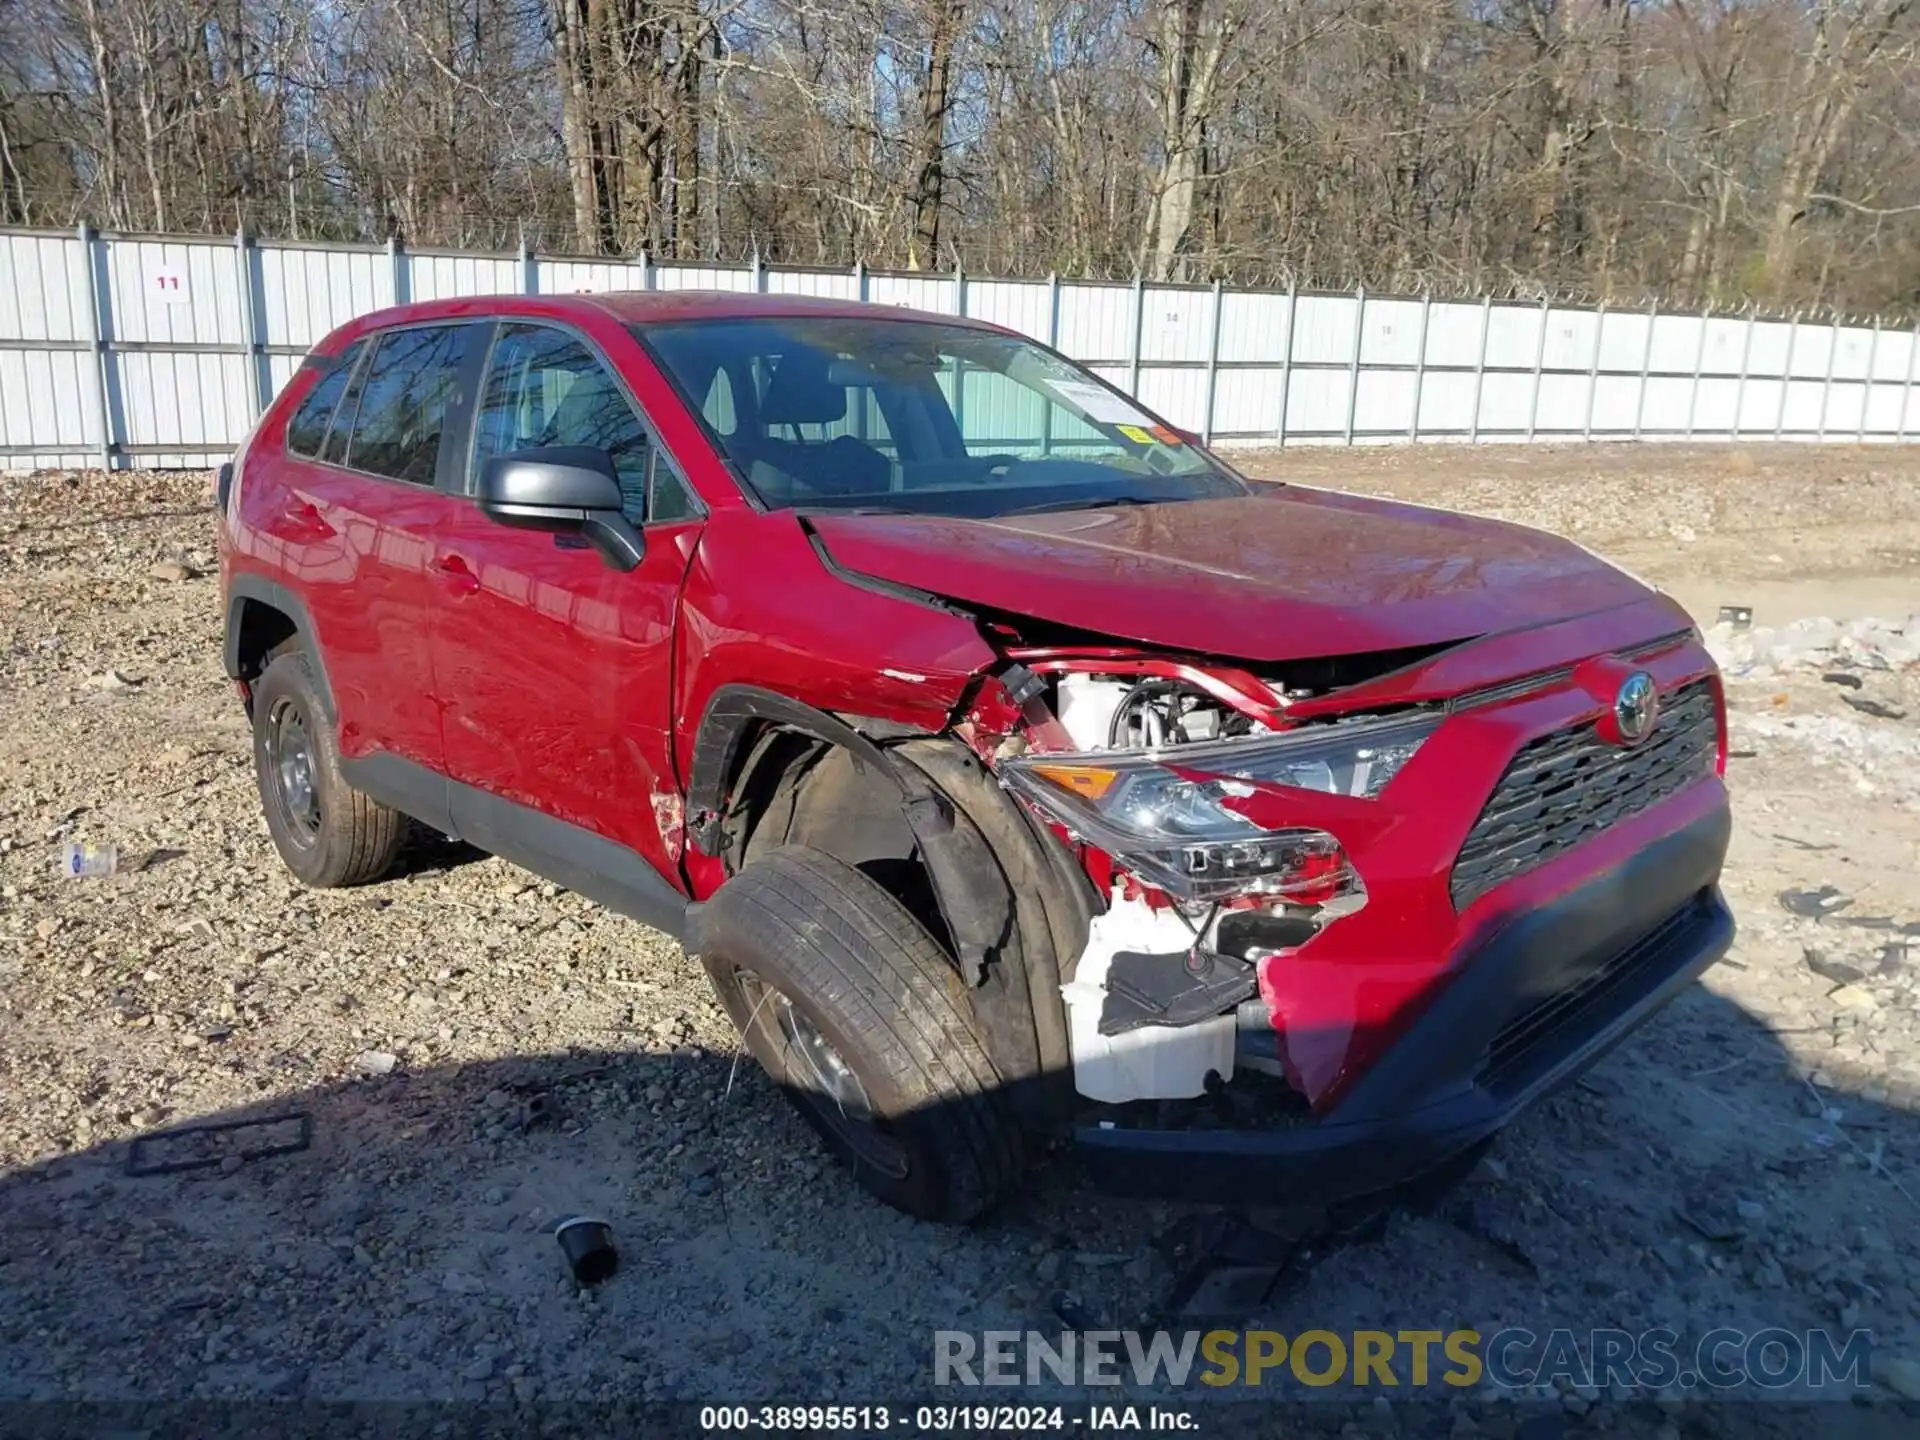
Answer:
top-left (223, 575), bottom-right (338, 721)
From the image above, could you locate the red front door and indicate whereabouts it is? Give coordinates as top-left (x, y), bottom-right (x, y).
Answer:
top-left (431, 320), bottom-right (706, 886)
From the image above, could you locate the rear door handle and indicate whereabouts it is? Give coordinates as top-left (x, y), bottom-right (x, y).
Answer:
top-left (430, 553), bottom-right (480, 594)
top-left (269, 498), bottom-right (333, 539)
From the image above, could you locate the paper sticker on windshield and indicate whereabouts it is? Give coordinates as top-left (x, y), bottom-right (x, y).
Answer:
top-left (1150, 423), bottom-right (1185, 445)
top-left (1117, 423), bottom-right (1155, 445)
top-left (1046, 377), bottom-right (1152, 426)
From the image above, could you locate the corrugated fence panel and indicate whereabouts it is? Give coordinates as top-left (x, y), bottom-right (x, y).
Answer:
top-left (104, 239), bottom-right (243, 345)
top-left (409, 252), bottom-right (521, 301)
top-left (1216, 292), bottom-right (1290, 365)
top-left (1140, 286), bottom-right (1211, 363)
top-left (0, 233), bottom-right (97, 466)
top-left (653, 264), bottom-right (754, 293)
top-left (7, 225), bottom-right (1920, 468)
top-left (2, 233), bottom-right (92, 340)
top-left (1290, 294), bottom-right (1358, 365)
top-left (1482, 303), bottom-right (1544, 370)
top-left (257, 244), bottom-right (388, 348)
top-left (1056, 283), bottom-right (1132, 363)
top-left (868, 274), bottom-right (956, 313)
top-left (1424, 302), bottom-right (1485, 368)
top-left (965, 280), bottom-right (1051, 341)
top-left (764, 269), bottom-right (861, 301)
top-left (539, 260), bottom-right (641, 294)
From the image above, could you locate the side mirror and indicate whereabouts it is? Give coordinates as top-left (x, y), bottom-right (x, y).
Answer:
top-left (476, 446), bottom-right (643, 570)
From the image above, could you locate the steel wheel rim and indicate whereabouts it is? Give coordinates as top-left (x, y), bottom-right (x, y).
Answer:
top-left (737, 969), bottom-right (909, 1180)
top-left (266, 699), bottom-right (321, 846)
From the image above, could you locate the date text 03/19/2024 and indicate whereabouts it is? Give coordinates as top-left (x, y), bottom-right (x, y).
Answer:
top-left (697, 1405), bottom-right (1197, 1431)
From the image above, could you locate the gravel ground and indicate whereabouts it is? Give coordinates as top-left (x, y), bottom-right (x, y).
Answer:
top-left (2, 446), bottom-right (1919, 1432)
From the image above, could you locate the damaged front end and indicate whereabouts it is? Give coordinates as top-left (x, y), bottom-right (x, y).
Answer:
top-left (961, 623), bottom-right (1734, 1205)
top-left (971, 651), bottom-right (1433, 1110)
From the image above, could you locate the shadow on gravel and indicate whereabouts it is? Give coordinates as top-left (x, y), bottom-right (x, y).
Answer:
top-left (0, 984), bottom-right (1916, 1437)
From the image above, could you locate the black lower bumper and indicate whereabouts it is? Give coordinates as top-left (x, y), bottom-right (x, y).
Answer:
top-left (1074, 800), bottom-right (1735, 1204)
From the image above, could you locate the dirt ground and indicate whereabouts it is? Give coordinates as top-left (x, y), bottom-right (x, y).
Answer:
top-left (2, 444), bottom-right (1918, 1432)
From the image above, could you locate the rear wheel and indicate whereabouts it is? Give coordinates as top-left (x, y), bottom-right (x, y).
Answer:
top-left (251, 651), bottom-right (405, 887)
top-left (697, 846), bottom-right (1023, 1222)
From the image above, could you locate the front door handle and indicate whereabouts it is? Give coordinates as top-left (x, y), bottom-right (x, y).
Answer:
top-left (430, 554), bottom-right (480, 594)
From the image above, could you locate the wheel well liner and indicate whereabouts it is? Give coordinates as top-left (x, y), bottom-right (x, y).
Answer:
top-left (686, 686), bottom-right (1090, 1127)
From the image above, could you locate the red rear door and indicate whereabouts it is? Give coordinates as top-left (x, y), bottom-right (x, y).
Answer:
top-left (258, 321), bottom-right (487, 829)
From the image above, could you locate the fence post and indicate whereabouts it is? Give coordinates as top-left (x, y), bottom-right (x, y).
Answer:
top-left (1042, 273), bottom-right (1061, 457)
top-left (639, 249), bottom-right (655, 291)
top-left (1859, 318), bottom-right (1880, 442)
top-left (1202, 279), bottom-right (1224, 444)
top-left (1274, 282), bottom-right (1297, 447)
top-left (519, 237), bottom-right (536, 296)
top-left (1583, 302), bottom-right (1605, 440)
top-left (1344, 284), bottom-right (1364, 445)
top-left (234, 226), bottom-right (268, 420)
top-left (1128, 274), bottom-right (1145, 398)
top-left (1731, 306), bottom-right (1756, 440)
top-left (1901, 318), bottom-right (1919, 443)
top-left (953, 260), bottom-right (967, 317)
top-left (77, 224), bottom-right (115, 471)
top-left (1684, 305), bottom-right (1710, 438)
top-left (1525, 293), bottom-right (1551, 441)
top-left (1775, 313), bottom-right (1799, 439)
top-left (1468, 295), bottom-right (1492, 444)
top-left (1817, 316), bottom-right (1840, 441)
top-left (1633, 298), bottom-right (1658, 439)
top-left (751, 250), bottom-right (765, 294)
top-left (1408, 292), bottom-right (1430, 441)
top-left (387, 234), bottom-right (408, 306)
top-left (856, 260), bottom-right (869, 306)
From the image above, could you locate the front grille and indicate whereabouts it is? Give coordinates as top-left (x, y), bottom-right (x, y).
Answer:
top-left (1450, 679), bottom-right (1717, 909)
top-left (1481, 893), bottom-right (1710, 1097)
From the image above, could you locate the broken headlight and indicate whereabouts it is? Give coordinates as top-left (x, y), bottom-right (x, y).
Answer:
top-left (1000, 713), bottom-right (1437, 902)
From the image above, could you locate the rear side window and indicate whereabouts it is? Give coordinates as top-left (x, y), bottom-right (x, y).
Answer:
top-left (345, 324), bottom-right (478, 485)
top-left (285, 341), bottom-right (364, 457)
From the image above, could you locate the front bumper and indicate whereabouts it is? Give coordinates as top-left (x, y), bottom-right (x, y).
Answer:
top-left (1074, 799), bottom-right (1733, 1204)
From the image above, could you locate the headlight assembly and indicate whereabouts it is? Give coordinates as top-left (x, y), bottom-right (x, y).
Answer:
top-left (999, 713), bottom-right (1436, 902)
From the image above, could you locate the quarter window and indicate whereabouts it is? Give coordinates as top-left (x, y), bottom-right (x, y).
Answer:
top-left (345, 324), bottom-right (477, 485)
top-left (286, 341), bottom-right (364, 457)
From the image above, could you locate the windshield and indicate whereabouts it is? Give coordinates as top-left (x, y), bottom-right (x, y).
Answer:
top-left (636, 317), bottom-right (1250, 517)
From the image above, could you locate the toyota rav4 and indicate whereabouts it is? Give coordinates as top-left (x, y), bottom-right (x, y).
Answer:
top-left (217, 292), bottom-right (1734, 1222)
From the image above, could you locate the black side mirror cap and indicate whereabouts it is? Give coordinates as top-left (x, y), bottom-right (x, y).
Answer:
top-left (477, 446), bottom-right (643, 570)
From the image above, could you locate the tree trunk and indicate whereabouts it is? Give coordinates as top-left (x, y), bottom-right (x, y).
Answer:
top-left (912, 0), bottom-right (964, 264)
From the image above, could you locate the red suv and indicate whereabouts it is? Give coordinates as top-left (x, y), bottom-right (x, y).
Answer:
top-left (218, 293), bottom-right (1733, 1222)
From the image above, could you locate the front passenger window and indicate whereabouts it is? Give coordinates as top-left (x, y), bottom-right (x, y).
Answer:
top-left (474, 326), bottom-right (651, 524)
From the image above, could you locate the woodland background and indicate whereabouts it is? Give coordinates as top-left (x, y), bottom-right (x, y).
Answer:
top-left (1, 0), bottom-right (1915, 313)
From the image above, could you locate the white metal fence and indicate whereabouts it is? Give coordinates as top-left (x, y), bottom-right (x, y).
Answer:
top-left (3, 225), bottom-right (1918, 470)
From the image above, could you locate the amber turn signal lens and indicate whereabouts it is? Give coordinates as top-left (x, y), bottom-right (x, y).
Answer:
top-left (1027, 762), bottom-right (1119, 801)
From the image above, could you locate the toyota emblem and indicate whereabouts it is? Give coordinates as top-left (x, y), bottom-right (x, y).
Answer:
top-left (1614, 671), bottom-right (1659, 744)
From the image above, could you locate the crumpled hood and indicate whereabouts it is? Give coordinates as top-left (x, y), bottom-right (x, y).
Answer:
top-left (806, 486), bottom-right (1657, 662)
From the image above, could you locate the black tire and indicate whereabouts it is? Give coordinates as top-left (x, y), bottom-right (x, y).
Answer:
top-left (697, 845), bottom-right (1023, 1222)
top-left (251, 650), bottom-right (405, 888)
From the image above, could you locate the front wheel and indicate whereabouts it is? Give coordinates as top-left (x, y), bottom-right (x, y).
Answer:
top-left (697, 846), bottom-right (1023, 1223)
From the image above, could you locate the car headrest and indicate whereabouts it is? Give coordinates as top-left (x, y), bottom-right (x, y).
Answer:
top-left (760, 355), bottom-right (846, 426)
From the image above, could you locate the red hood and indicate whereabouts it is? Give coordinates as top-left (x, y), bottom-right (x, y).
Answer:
top-left (806, 486), bottom-right (1657, 663)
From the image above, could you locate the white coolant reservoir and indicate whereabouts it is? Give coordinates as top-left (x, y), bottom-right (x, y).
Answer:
top-left (1061, 896), bottom-right (1237, 1103)
top-left (1054, 675), bottom-right (1130, 752)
